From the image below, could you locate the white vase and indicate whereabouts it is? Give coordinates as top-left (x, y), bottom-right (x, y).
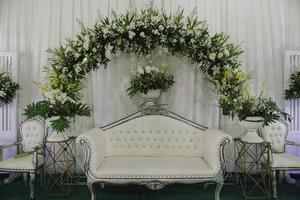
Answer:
top-left (140, 89), bottom-right (161, 107)
top-left (47, 130), bottom-right (66, 142)
top-left (240, 116), bottom-right (264, 143)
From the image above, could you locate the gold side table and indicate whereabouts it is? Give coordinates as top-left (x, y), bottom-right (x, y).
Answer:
top-left (44, 136), bottom-right (77, 197)
top-left (234, 138), bottom-right (272, 199)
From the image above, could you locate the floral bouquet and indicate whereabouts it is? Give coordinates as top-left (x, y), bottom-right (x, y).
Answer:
top-left (235, 93), bottom-right (291, 126)
top-left (127, 64), bottom-right (174, 97)
top-left (0, 73), bottom-right (19, 104)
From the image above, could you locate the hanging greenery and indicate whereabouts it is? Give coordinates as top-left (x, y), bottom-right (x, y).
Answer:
top-left (24, 8), bottom-right (248, 132)
top-left (284, 70), bottom-right (300, 100)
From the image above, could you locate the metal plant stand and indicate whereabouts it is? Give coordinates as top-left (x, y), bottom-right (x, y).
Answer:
top-left (234, 138), bottom-right (272, 199)
top-left (44, 136), bottom-right (77, 197)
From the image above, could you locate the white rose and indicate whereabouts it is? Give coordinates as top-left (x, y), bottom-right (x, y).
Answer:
top-left (209, 53), bottom-right (216, 60)
top-left (153, 29), bottom-right (159, 35)
top-left (145, 65), bottom-right (152, 73)
top-left (128, 31), bottom-right (136, 39)
top-left (224, 49), bottom-right (230, 56)
top-left (139, 32), bottom-right (145, 38)
top-left (158, 25), bottom-right (164, 31)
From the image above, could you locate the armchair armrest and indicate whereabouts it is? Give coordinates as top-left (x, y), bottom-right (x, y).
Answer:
top-left (202, 129), bottom-right (232, 172)
top-left (77, 127), bottom-right (106, 174)
top-left (0, 141), bottom-right (22, 150)
top-left (286, 140), bottom-right (300, 147)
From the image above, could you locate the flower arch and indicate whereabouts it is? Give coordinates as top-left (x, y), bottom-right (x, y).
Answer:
top-left (24, 8), bottom-right (246, 132)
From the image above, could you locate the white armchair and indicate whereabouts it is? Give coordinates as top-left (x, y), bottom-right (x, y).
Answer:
top-left (0, 118), bottom-right (46, 199)
top-left (260, 120), bottom-right (300, 198)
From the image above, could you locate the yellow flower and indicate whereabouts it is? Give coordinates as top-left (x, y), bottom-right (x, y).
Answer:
top-left (50, 79), bottom-right (59, 88)
top-left (58, 74), bottom-right (66, 80)
top-left (41, 83), bottom-right (49, 92)
top-left (235, 72), bottom-right (244, 81)
top-left (117, 38), bottom-right (122, 46)
top-left (223, 69), bottom-right (230, 78)
top-left (67, 83), bottom-right (77, 91)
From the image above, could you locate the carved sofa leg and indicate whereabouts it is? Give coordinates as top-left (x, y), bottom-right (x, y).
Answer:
top-left (87, 182), bottom-right (96, 200)
top-left (215, 182), bottom-right (223, 200)
top-left (272, 170), bottom-right (277, 199)
top-left (29, 172), bottom-right (35, 199)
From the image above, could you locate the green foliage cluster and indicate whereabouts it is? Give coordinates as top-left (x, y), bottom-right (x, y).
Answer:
top-left (285, 71), bottom-right (300, 99)
top-left (0, 73), bottom-right (19, 104)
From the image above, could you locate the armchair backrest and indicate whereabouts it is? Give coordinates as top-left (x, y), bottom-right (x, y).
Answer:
top-left (260, 120), bottom-right (288, 153)
top-left (20, 118), bottom-right (46, 153)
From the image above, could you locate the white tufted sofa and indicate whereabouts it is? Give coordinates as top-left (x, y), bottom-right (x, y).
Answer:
top-left (78, 113), bottom-right (231, 200)
top-left (260, 120), bottom-right (300, 198)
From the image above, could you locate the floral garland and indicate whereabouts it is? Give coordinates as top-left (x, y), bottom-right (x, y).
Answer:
top-left (285, 70), bottom-right (300, 100)
top-left (24, 8), bottom-right (246, 132)
top-left (0, 73), bottom-right (19, 104)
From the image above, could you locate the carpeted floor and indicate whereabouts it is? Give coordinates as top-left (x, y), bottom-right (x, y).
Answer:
top-left (0, 175), bottom-right (299, 200)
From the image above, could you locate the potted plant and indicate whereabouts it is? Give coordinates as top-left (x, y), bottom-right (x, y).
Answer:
top-left (127, 64), bottom-right (174, 106)
top-left (284, 70), bottom-right (300, 100)
top-left (236, 94), bottom-right (291, 143)
top-left (0, 73), bottom-right (20, 106)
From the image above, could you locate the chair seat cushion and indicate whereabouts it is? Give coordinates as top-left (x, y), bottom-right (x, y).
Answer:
top-left (0, 154), bottom-right (43, 171)
top-left (94, 156), bottom-right (217, 179)
top-left (272, 153), bottom-right (300, 168)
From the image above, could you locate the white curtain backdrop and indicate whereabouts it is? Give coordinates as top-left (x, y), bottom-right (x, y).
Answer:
top-left (0, 0), bottom-right (300, 135)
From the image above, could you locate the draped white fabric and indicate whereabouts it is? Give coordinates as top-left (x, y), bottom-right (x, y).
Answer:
top-left (0, 0), bottom-right (300, 135)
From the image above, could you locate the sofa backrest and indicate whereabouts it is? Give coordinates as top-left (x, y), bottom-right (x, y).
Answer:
top-left (104, 115), bottom-right (205, 157)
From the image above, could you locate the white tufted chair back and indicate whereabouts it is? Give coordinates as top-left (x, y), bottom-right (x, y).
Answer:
top-left (20, 118), bottom-right (46, 153)
top-left (260, 120), bottom-right (288, 153)
top-left (104, 115), bottom-right (205, 157)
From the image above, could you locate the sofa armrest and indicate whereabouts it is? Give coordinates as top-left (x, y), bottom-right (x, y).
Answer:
top-left (202, 129), bottom-right (232, 172)
top-left (77, 127), bottom-right (106, 174)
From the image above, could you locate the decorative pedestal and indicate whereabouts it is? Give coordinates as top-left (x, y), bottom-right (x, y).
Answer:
top-left (234, 138), bottom-right (272, 199)
top-left (44, 136), bottom-right (77, 197)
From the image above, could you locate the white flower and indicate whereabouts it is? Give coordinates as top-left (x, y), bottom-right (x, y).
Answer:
top-left (62, 67), bottom-right (68, 74)
top-left (224, 49), bottom-right (230, 56)
top-left (129, 31), bottom-right (136, 39)
top-left (209, 53), bottom-right (216, 60)
top-left (153, 29), bottom-right (159, 35)
top-left (102, 28), bottom-right (109, 35)
top-left (158, 25), bottom-right (164, 31)
top-left (82, 57), bottom-right (88, 64)
top-left (137, 67), bottom-right (144, 75)
top-left (0, 90), bottom-right (5, 97)
top-left (218, 53), bottom-right (223, 58)
top-left (139, 32), bottom-right (145, 38)
top-left (145, 65), bottom-right (152, 73)
top-left (75, 65), bottom-right (82, 74)
top-left (74, 53), bottom-right (80, 58)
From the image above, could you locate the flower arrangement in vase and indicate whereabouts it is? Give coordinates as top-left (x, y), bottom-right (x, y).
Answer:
top-left (127, 64), bottom-right (174, 106)
top-left (0, 73), bottom-right (19, 106)
top-left (236, 92), bottom-right (291, 143)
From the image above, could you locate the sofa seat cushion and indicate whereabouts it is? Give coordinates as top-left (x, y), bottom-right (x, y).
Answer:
top-left (94, 156), bottom-right (217, 179)
top-left (271, 153), bottom-right (300, 168)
